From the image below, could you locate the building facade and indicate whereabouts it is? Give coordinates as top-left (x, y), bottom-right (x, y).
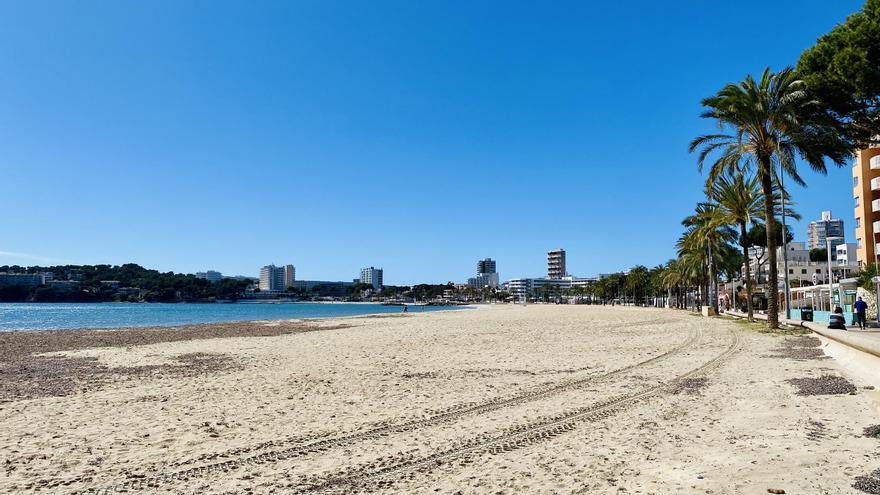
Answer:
top-left (283, 265), bottom-right (295, 289)
top-left (477, 258), bottom-right (497, 275)
top-left (547, 249), bottom-right (566, 279)
top-left (259, 264), bottom-right (296, 291)
top-left (747, 242), bottom-right (858, 287)
top-left (291, 280), bottom-right (354, 297)
top-left (807, 210), bottom-right (845, 251)
top-left (468, 273), bottom-right (500, 289)
top-left (505, 276), bottom-right (594, 300)
top-left (469, 258), bottom-right (499, 289)
top-left (836, 242), bottom-right (858, 266)
top-left (46, 280), bottom-right (80, 292)
top-left (0, 273), bottom-right (46, 287)
top-left (360, 267), bottom-right (383, 290)
top-left (852, 147), bottom-right (880, 267)
top-left (195, 270), bottom-right (223, 282)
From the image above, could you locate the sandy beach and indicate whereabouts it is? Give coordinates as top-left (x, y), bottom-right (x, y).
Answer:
top-left (2, 305), bottom-right (880, 494)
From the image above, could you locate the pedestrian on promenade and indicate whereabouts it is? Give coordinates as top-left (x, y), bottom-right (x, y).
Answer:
top-left (854, 296), bottom-right (868, 329)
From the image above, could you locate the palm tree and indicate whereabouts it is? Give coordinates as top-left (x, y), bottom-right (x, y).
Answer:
top-left (691, 67), bottom-right (849, 328)
top-left (680, 202), bottom-right (737, 311)
top-left (708, 171), bottom-right (801, 320)
top-left (708, 172), bottom-right (762, 319)
top-left (626, 265), bottom-right (651, 306)
top-left (664, 257), bottom-right (700, 310)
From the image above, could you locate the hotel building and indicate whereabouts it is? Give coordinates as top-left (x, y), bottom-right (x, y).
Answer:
top-left (852, 148), bottom-right (880, 267)
top-left (360, 267), bottom-right (383, 290)
top-left (547, 249), bottom-right (566, 279)
top-left (259, 264), bottom-right (296, 291)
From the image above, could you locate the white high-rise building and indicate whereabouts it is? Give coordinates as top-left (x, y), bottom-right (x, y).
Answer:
top-left (360, 267), bottom-right (383, 290)
top-left (259, 264), bottom-right (296, 291)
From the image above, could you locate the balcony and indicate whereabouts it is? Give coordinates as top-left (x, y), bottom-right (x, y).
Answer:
top-left (874, 220), bottom-right (880, 234)
top-left (871, 155), bottom-right (880, 170)
top-left (872, 177), bottom-right (880, 191)
top-left (873, 199), bottom-right (880, 212)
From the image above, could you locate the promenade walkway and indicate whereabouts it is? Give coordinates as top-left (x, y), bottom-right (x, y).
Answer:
top-left (726, 309), bottom-right (880, 357)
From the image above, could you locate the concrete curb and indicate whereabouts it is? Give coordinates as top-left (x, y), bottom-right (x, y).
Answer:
top-left (723, 311), bottom-right (880, 360)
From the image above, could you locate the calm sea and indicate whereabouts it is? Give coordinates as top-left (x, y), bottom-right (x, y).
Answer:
top-left (0, 302), bottom-right (461, 332)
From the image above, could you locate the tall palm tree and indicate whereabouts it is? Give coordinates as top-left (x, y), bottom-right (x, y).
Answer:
top-left (708, 172), bottom-right (762, 319)
top-left (680, 202), bottom-right (737, 311)
top-left (690, 68), bottom-right (849, 328)
top-left (708, 171), bottom-right (801, 320)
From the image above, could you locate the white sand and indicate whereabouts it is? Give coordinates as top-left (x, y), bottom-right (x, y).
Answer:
top-left (1, 305), bottom-right (878, 494)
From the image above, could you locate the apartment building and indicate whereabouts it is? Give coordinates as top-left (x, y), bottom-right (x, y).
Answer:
top-left (852, 147), bottom-right (880, 266)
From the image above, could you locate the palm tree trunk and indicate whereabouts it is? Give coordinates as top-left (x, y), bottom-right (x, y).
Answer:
top-left (740, 220), bottom-right (754, 321)
top-left (701, 263), bottom-right (708, 310)
top-left (760, 165), bottom-right (779, 329)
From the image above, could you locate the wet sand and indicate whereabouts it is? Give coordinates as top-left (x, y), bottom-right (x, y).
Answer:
top-left (1, 305), bottom-right (878, 494)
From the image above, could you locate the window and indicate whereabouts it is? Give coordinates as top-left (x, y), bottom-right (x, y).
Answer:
top-left (857, 217), bottom-right (861, 228)
top-left (789, 269), bottom-right (794, 274)
top-left (859, 238), bottom-right (863, 248)
top-left (855, 176), bottom-right (860, 187)
top-left (801, 269), bottom-right (807, 274)
top-left (816, 269), bottom-right (822, 274)
top-left (856, 196), bottom-right (861, 207)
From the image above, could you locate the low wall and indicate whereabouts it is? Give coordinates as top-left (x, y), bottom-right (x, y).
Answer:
top-left (790, 308), bottom-right (854, 324)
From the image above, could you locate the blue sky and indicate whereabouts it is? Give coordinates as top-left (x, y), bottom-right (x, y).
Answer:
top-left (0, 1), bottom-right (865, 284)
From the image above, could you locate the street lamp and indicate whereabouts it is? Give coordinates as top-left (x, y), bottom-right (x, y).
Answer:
top-left (780, 163), bottom-right (791, 319)
top-left (826, 236), bottom-right (844, 313)
top-left (873, 276), bottom-right (880, 325)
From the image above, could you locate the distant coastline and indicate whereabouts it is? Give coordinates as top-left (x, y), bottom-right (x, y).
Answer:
top-left (0, 301), bottom-right (470, 332)
top-left (1, 264), bottom-right (465, 305)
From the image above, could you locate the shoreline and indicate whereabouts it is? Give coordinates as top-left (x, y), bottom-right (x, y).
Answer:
top-left (0, 302), bottom-right (476, 333)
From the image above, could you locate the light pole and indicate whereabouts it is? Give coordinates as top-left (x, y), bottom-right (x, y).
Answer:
top-left (780, 163), bottom-right (791, 319)
top-left (826, 236), bottom-right (843, 312)
top-left (873, 276), bottom-right (880, 325)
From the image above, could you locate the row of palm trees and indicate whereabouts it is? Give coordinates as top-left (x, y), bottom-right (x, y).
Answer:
top-left (587, 69), bottom-right (851, 328)
top-left (656, 68), bottom-right (849, 327)
top-left (471, 69), bottom-right (850, 323)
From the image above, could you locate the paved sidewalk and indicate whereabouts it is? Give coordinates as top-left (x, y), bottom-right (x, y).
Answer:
top-left (724, 309), bottom-right (880, 357)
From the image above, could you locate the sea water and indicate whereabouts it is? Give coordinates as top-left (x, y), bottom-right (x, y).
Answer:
top-left (0, 302), bottom-right (461, 331)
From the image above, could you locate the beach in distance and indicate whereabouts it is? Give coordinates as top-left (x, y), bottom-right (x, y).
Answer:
top-left (2, 304), bottom-right (878, 494)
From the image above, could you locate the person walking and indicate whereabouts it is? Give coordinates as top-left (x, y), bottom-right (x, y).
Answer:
top-left (854, 296), bottom-right (868, 330)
